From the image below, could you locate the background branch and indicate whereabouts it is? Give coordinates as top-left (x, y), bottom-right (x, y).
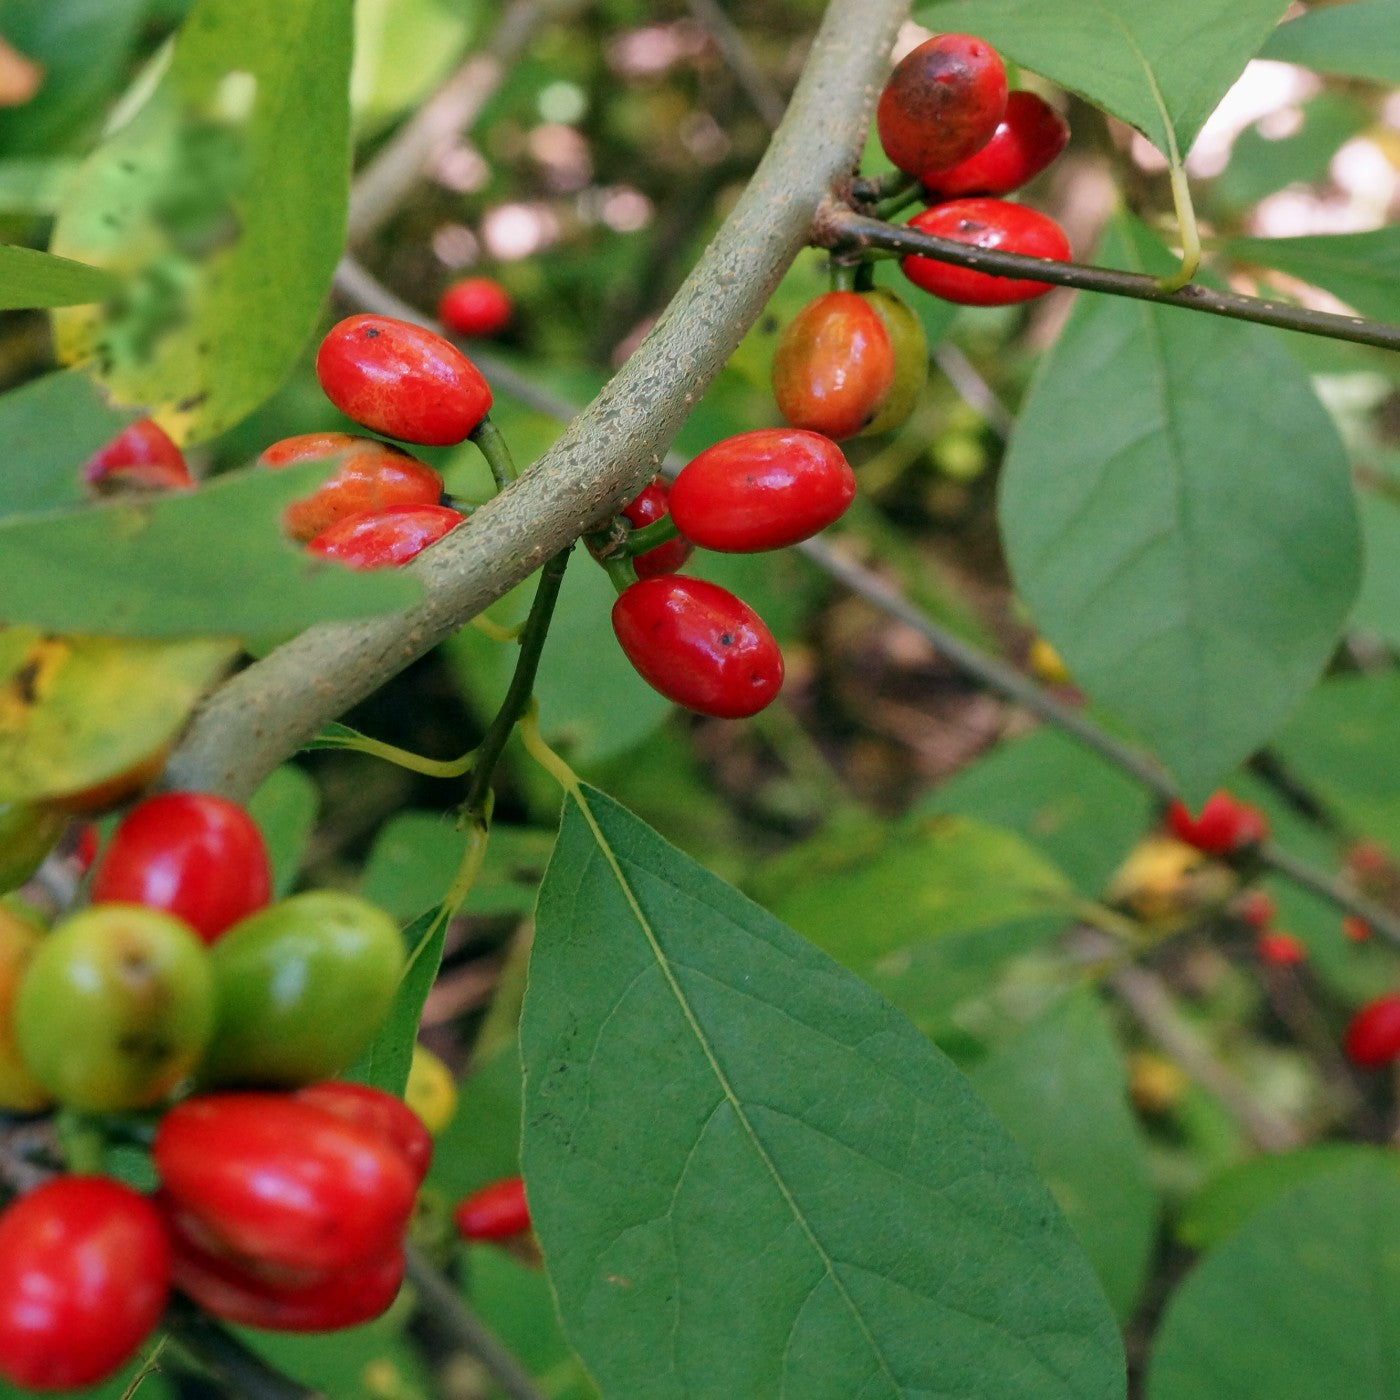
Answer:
top-left (818, 206), bottom-right (1400, 353)
top-left (347, 0), bottom-right (568, 245)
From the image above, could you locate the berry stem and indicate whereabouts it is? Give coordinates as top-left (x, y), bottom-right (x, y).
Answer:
top-left (829, 261), bottom-right (858, 293)
top-left (470, 415), bottom-right (519, 491)
top-left (872, 185), bottom-right (922, 221)
top-left (459, 545), bottom-right (572, 822)
top-left (851, 169), bottom-right (917, 204)
top-left (603, 554), bottom-right (638, 594)
top-left (625, 516), bottom-right (680, 555)
top-left (307, 722), bottom-right (476, 778)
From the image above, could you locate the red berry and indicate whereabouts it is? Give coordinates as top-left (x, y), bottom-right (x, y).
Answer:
top-left (293, 1081), bottom-right (434, 1184)
top-left (1343, 995), bottom-right (1400, 1069)
top-left (669, 429), bottom-right (856, 552)
top-left (921, 91), bottom-right (1070, 199)
top-left (438, 277), bottom-right (513, 338)
top-left (307, 503), bottom-right (466, 569)
top-left (260, 433), bottom-right (444, 542)
top-left (877, 34), bottom-right (1007, 177)
top-left (316, 315), bottom-right (493, 446)
top-left (901, 199), bottom-right (1071, 306)
top-left (92, 792), bottom-right (271, 945)
top-left (1345, 840), bottom-right (1392, 882)
top-left (1234, 889), bottom-right (1276, 930)
top-left (1343, 915), bottom-right (1374, 943)
top-left (1257, 931), bottom-right (1306, 966)
top-left (83, 419), bottom-right (193, 493)
top-left (620, 478), bottom-right (695, 578)
top-left (612, 577), bottom-right (784, 719)
top-left (1166, 792), bottom-right (1270, 857)
top-left (0, 1177), bottom-right (171, 1390)
top-left (154, 1093), bottom-right (418, 1277)
top-left (172, 1230), bottom-right (404, 1332)
top-left (770, 291), bottom-right (894, 441)
top-left (454, 1175), bottom-right (531, 1242)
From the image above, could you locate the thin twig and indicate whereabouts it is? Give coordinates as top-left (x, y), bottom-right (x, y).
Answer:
top-left (1072, 931), bottom-right (1303, 1152)
top-left (347, 0), bottom-right (573, 245)
top-left (405, 1246), bottom-right (548, 1400)
top-left (817, 206), bottom-right (1400, 354)
top-left (931, 343), bottom-right (1015, 439)
top-left (684, 0), bottom-right (786, 130)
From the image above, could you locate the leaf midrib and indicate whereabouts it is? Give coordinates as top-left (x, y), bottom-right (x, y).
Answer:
top-left (568, 785), bottom-right (904, 1398)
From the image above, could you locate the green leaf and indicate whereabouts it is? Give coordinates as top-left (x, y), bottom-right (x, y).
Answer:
top-left (971, 991), bottom-right (1160, 1321)
top-left (0, 461), bottom-right (421, 636)
top-left (360, 812), bottom-right (554, 922)
top-left (758, 812), bottom-right (1078, 967)
top-left (0, 630), bottom-right (236, 805)
top-left (1177, 1145), bottom-right (1400, 1250)
top-left (1212, 94), bottom-right (1369, 212)
top-left (999, 216), bottom-right (1359, 801)
top-left (1261, 0), bottom-right (1400, 85)
top-left (1353, 489), bottom-right (1400, 649)
top-left (522, 785), bottom-right (1124, 1399)
top-left (426, 1038), bottom-right (523, 1200)
top-left (1271, 672), bottom-right (1400, 853)
top-left (0, 159), bottom-right (79, 217)
top-left (0, 245), bottom-right (116, 308)
top-left (0, 0), bottom-right (147, 154)
top-left (351, 0), bottom-right (478, 131)
top-left (347, 908), bottom-right (444, 1097)
top-left (1223, 227), bottom-right (1400, 323)
top-left (917, 727), bottom-right (1154, 896)
top-left (917, 0), bottom-right (1291, 156)
top-left (246, 763), bottom-right (319, 897)
top-left (1148, 1159), bottom-right (1400, 1398)
top-left (0, 370), bottom-right (138, 517)
top-left (466, 1246), bottom-right (599, 1400)
top-left (49, 0), bottom-right (353, 443)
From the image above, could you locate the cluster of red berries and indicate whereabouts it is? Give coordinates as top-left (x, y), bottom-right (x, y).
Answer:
top-left (0, 794), bottom-right (424, 1388)
top-left (607, 430), bottom-right (856, 720)
top-left (879, 34), bottom-right (1072, 307)
top-left (84, 313), bottom-right (493, 572)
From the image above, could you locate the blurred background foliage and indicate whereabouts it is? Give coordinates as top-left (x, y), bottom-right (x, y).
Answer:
top-left (6, 0), bottom-right (1400, 1395)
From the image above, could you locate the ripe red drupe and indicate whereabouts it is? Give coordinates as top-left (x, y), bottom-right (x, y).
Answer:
top-left (0, 1176), bottom-right (171, 1390)
top-left (83, 419), bottom-right (193, 493)
top-left (438, 277), bottom-right (513, 338)
top-left (307, 503), bottom-right (466, 569)
top-left (877, 34), bottom-right (1007, 177)
top-left (455, 1175), bottom-right (532, 1241)
top-left (612, 577), bottom-right (783, 718)
top-left (621, 478), bottom-right (695, 578)
top-left (921, 91), bottom-right (1070, 199)
top-left (316, 315), bottom-right (493, 446)
top-left (901, 199), bottom-right (1071, 305)
top-left (1167, 792), bottom-right (1269, 856)
top-left (260, 433), bottom-right (444, 542)
top-left (670, 428), bottom-right (855, 552)
top-left (1344, 995), bottom-right (1400, 1069)
top-left (92, 792), bottom-right (271, 944)
top-left (155, 1093), bottom-right (418, 1276)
